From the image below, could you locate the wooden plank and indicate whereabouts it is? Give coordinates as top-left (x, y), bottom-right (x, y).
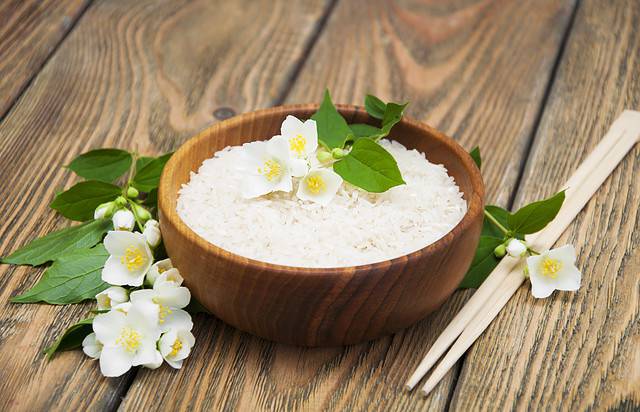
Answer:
top-left (121, 0), bottom-right (576, 410)
top-left (0, 0), bottom-right (333, 410)
top-left (0, 0), bottom-right (90, 118)
top-left (450, 0), bottom-right (640, 410)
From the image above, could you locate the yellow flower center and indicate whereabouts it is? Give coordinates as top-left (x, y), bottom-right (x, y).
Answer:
top-left (153, 298), bottom-right (173, 324)
top-left (289, 134), bottom-right (307, 155)
top-left (169, 338), bottom-right (183, 357)
top-left (540, 257), bottom-right (562, 278)
top-left (103, 295), bottom-right (111, 308)
top-left (257, 159), bottom-right (283, 182)
top-left (116, 327), bottom-right (142, 353)
top-left (305, 175), bottom-right (326, 194)
top-left (121, 246), bottom-right (148, 272)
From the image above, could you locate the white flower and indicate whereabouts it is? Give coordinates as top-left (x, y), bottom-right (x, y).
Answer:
top-left (296, 168), bottom-right (343, 205)
top-left (112, 209), bottom-right (135, 231)
top-left (93, 301), bottom-right (162, 377)
top-left (506, 239), bottom-right (527, 257)
top-left (159, 329), bottom-right (195, 369)
top-left (143, 225), bottom-right (161, 248)
top-left (82, 333), bottom-right (102, 359)
top-left (241, 137), bottom-right (304, 199)
top-left (102, 231), bottom-right (153, 287)
top-left (96, 286), bottom-right (129, 310)
top-left (527, 245), bottom-right (582, 299)
top-left (279, 115), bottom-right (318, 172)
top-left (130, 281), bottom-right (192, 333)
top-left (145, 258), bottom-right (175, 287)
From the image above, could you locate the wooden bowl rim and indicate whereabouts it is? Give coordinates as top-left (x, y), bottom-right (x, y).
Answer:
top-left (159, 103), bottom-right (484, 276)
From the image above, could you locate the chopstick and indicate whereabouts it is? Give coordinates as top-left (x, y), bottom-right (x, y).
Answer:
top-left (406, 110), bottom-right (640, 393)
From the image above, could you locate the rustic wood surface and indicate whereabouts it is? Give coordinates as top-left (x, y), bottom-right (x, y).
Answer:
top-left (0, 0), bottom-right (636, 411)
top-left (0, 0), bottom-right (89, 118)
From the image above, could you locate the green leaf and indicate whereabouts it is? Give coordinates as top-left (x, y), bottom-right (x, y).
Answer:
top-left (44, 318), bottom-right (94, 359)
top-left (458, 236), bottom-right (503, 288)
top-left (355, 100), bottom-right (407, 141)
top-left (349, 123), bottom-right (381, 139)
top-left (142, 188), bottom-right (158, 207)
top-left (508, 191), bottom-right (566, 234)
top-left (364, 94), bottom-right (386, 120)
top-left (1, 219), bottom-right (111, 266)
top-left (66, 149), bottom-right (132, 183)
top-left (469, 146), bottom-right (481, 169)
top-left (311, 90), bottom-right (353, 149)
top-left (380, 102), bottom-right (407, 134)
top-left (333, 138), bottom-right (405, 192)
top-left (132, 152), bottom-right (173, 192)
top-left (135, 156), bottom-right (154, 172)
top-left (11, 245), bottom-right (109, 304)
top-left (50, 181), bottom-right (122, 221)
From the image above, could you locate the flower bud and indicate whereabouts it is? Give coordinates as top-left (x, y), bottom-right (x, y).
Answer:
top-left (494, 244), bottom-right (506, 258)
top-left (316, 150), bottom-right (333, 164)
top-left (331, 148), bottom-right (346, 159)
top-left (130, 203), bottom-right (152, 223)
top-left (94, 201), bottom-right (115, 220)
top-left (506, 238), bottom-right (527, 257)
top-left (143, 225), bottom-right (161, 248)
top-left (144, 219), bottom-right (159, 229)
top-left (145, 258), bottom-right (173, 286)
top-left (127, 186), bottom-right (139, 199)
top-left (112, 209), bottom-right (135, 231)
top-left (115, 196), bottom-right (127, 207)
top-left (96, 286), bottom-right (129, 310)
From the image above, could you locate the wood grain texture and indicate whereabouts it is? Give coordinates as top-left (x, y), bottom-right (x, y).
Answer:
top-left (0, 0), bottom-right (332, 410)
top-left (123, 0), bottom-right (577, 410)
top-left (0, 0), bottom-right (89, 118)
top-left (450, 0), bottom-right (640, 410)
top-left (158, 104), bottom-right (484, 346)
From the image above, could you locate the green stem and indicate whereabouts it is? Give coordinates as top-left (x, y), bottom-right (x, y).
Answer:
top-left (484, 208), bottom-right (510, 236)
top-left (127, 199), bottom-right (145, 232)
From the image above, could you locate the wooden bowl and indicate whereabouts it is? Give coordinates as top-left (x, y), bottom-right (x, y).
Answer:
top-left (158, 104), bottom-right (484, 347)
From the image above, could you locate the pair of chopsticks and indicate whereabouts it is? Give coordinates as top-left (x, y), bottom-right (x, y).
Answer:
top-left (406, 110), bottom-right (640, 395)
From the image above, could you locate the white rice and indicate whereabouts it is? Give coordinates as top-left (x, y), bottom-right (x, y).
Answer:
top-left (177, 139), bottom-right (467, 268)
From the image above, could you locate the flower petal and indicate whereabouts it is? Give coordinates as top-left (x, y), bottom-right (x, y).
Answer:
top-left (102, 256), bottom-right (145, 287)
top-left (103, 231), bottom-right (143, 255)
top-left (290, 158), bottom-right (309, 177)
top-left (129, 289), bottom-right (155, 304)
top-left (242, 174), bottom-right (277, 199)
top-left (166, 358), bottom-right (183, 369)
top-left (156, 283), bottom-right (191, 309)
top-left (554, 266), bottom-right (582, 292)
top-left (281, 115), bottom-right (304, 137)
top-left (99, 346), bottom-right (133, 377)
top-left (301, 119), bottom-right (318, 154)
top-left (548, 244), bottom-right (577, 264)
top-left (93, 310), bottom-right (126, 344)
top-left (160, 309), bottom-right (193, 333)
top-left (132, 342), bottom-right (161, 367)
top-left (82, 333), bottom-right (102, 359)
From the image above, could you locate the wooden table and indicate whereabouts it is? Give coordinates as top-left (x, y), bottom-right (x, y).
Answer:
top-left (0, 0), bottom-right (638, 410)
